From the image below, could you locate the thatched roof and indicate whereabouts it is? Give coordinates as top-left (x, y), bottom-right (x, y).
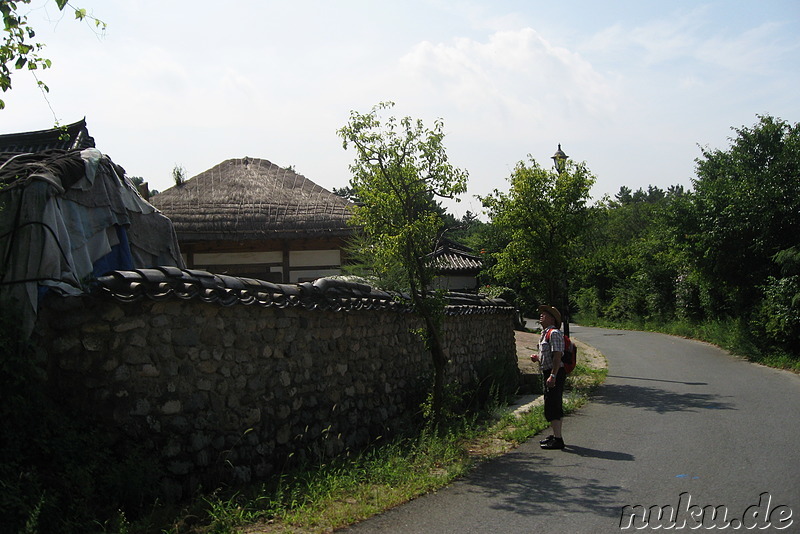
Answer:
top-left (150, 157), bottom-right (355, 241)
top-left (0, 118), bottom-right (95, 154)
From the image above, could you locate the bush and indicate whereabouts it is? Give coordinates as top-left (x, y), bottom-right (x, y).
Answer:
top-left (479, 285), bottom-right (517, 303)
top-left (761, 275), bottom-right (800, 353)
top-left (574, 286), bottom-right (602, 321)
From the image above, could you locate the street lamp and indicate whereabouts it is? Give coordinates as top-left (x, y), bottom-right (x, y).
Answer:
top-left (551, 143), bottom-right (569, 173)
top-left (551, 144), bottom-right (571, 336)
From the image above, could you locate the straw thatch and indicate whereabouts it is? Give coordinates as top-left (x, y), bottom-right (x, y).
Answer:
top-left (151, 157), bottom-right (355, 241)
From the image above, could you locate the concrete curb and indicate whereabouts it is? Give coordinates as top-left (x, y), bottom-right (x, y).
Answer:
top-left (508, 393), bottom-right (544, 418)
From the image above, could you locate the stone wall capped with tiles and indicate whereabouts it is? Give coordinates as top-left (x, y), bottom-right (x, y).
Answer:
top-left (31, 268), bottom-right (518, 500)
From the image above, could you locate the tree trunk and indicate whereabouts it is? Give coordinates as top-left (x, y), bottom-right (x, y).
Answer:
top-left (411, 289), bottom-right (447, 427)
top-left (424, 311), bottom-right (447, 427)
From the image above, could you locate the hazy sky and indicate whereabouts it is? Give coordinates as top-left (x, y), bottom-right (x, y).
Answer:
top-left (3, 0), bottom-right (799, 216)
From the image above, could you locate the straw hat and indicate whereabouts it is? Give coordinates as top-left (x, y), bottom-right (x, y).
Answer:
top-left (538, 305), bottom-right (562, 328)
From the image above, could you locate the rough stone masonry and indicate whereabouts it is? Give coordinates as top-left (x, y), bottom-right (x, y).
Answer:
top-left (32, 270), bottom-right (518, 500)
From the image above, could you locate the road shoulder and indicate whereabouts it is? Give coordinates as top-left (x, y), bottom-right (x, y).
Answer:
top-left (509, 328), bottom-right (607, 417)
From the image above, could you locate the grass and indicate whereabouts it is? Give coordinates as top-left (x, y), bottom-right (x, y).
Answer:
top-left (122, 362), bottom-right (607, 534)
top-left (576, 314), bottom-right (800, 373)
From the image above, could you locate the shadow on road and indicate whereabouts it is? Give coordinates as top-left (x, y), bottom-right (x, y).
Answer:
top-left (458, 449), bottom-right (627, 519)
top-left (592, 383), bottom-right (735, 413)
top-left (563, 445), bottom-right (634, 461)
top-left (455, 381), bottom-right (733, 519)
top-left (607, 375), bottom-right (707, 386)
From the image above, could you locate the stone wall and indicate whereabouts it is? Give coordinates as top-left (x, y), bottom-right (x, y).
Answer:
top-left (32, 272), bottom-right (517, 499)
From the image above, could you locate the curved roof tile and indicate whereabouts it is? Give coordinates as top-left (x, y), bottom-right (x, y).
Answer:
top-left (93, 268), bottom-right (514, 316)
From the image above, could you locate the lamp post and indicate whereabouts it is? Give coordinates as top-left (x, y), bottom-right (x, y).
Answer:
top-left (551, 144), bottom-right (570, 337)
top-left (551, 143), bottom-right (568, 174)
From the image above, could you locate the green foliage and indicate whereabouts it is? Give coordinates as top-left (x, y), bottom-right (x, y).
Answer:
top-left (338, 101), bottom-right (468, 423)
top-left (761, 246), bottom-right (800, 351)
top-left (479, 154), bottom-right (595, 314)
top-left (340, 227), bottom-right (405, 291)
top-left (691, 115), bottom-right (800, 315)
top-left (332, 185), bottom-right (360, 203)
top-left (1, 0), bottom-right (105, 109)
top-left (761, 275), bottom-right (800, 352)
top-left (172, 163), bottom-right (187, 186)
top-left (562, 115), bottom-right (799, 362)
top-left (479, 284), bottom-right (517, 302)
top-left (338, 102), bottom-right (468, 293)
top-left (574, 185), bottom-right (691, 324)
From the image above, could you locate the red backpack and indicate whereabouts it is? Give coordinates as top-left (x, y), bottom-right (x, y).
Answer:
top-left (544, 328), bottom-right (577, 374)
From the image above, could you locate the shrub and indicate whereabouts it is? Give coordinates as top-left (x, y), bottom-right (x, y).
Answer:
top-left (761, 275), bottom-right (800, 353)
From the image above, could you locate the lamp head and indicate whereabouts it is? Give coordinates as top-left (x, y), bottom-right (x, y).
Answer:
top-left (551, 143), bottom-right (569, 173)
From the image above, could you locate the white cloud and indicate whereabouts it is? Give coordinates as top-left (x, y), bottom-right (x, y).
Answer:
top-left (695, 22), bottom-right (798, 74)
top-left (397, 28), bottom-right (616, 127)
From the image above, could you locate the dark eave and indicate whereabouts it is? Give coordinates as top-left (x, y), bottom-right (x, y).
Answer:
top-left (0, 118), bottom-right (95, 154)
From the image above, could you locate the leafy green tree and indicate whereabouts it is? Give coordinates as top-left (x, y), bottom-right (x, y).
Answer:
top-left (691, 115), bottom-right (800, 316)
top-left (332, 185), bottom-right (360, 203)
top-left (337, 101), bottom-right (468, 424)
top-left (480, 155), bottom-right (595, 322)
top-left (571, 116), bottom-right (799, 358)
top-left (574, 185), bottom-right (694, 324)
top-left (1, 0), bottom-right (105, 110)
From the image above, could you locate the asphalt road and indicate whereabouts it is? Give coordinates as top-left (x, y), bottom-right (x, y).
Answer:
top-left (343, 325), bottom-right (800, 533)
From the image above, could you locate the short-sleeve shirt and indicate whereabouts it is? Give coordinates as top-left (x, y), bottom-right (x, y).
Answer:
top-left (539, 326), bottom-right (565, 371)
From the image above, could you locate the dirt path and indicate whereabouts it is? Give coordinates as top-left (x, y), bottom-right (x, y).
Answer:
top-left (515, 328), bottom-right (607, 377)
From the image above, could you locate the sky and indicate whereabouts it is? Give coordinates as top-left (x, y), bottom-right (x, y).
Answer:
top-left (3, 0), bottom-right (799, 217)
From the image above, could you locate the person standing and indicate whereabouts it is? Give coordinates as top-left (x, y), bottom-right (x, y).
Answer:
top-left (530, 304), bottom-right (566, 450)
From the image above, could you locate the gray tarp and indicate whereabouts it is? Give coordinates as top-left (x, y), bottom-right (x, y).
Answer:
top-left (0, 148), bottom-right (184, 337)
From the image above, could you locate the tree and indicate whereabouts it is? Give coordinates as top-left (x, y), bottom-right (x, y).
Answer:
top-left (332, 185), bottom-right (360, 203)
top-left (129, 176), bottom-right (158, 198)
top-left (480, 155), bottom-right (595, 322)
top-left (337, 101), bottom-right (468, 424)
top-left (573, 185), bottom-right (694, 323)
top-left (1, 0), bottom-right (105, 109)
top-left (441, 210), bottom-right (483, 249)
top-left (691, 115), bottom-right (800, 316)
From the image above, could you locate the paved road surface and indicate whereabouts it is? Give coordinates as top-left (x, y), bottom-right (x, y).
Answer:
top-left (343, 325), bottom-right (800, 533)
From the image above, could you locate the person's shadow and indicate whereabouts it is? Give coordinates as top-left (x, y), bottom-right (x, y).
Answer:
top-left (562, 445), bottom-right (634, 462)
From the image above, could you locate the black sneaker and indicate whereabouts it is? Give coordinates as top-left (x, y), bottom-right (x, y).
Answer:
top-left (541, 437), bottom-right (565, 450)
top-left (539, 435), bottom-right (554, 445)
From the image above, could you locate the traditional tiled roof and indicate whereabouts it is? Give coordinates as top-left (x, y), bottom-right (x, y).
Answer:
top-left (92, 267), bottom-right (513, 315)
top-left (0, 118), bottom-right (95, 154)
top-left (430, 239), bottom-right (483, 274)
top-left (150, 157), bottom-right (355, 241)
